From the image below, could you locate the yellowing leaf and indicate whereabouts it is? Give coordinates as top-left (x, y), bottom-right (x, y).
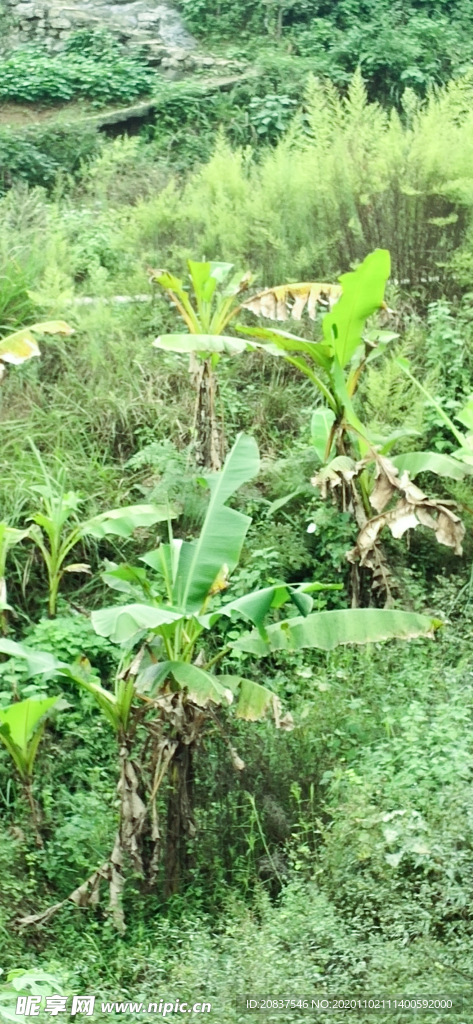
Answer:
top-left (0, 320), bottom-right (73, 368)
top-left (241, 282), bottom-right (342, 321)
top-left (0, 331), bottom-right (40, 365)
top-left (236, 677), bottom-right (282, 722)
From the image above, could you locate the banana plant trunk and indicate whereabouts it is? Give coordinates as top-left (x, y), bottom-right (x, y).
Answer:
top-left (164, 740), bottom-right (196, 897)
top-left (190, 354), bottom-right (224, 471)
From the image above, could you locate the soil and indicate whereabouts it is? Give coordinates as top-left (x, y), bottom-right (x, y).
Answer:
top-left (0, 99), bottom-right (94, 126)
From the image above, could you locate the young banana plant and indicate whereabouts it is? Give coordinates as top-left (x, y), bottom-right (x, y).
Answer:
top-left (82, 433), bottom-right (439, 920)
top-left (150, 261), bottom-right (343, 470)
top-left (27, 446), bottom-right (176, 616)
top-left (0, 694), bottom-right (61, 845)
top-left (0, 640), bottom-right (69, 844)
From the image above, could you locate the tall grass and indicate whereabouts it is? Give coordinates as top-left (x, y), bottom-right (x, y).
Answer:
top-left (129, 70), bottom-right (473, 288)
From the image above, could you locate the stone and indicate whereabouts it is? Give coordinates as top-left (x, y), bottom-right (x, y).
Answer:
top-left (15, 3), bottom-right (35, 15)
top-left (2, 0), bottom-right (204, 63)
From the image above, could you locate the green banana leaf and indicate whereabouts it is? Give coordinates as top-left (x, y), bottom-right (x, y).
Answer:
top-left (235, 677), bottom-right (280, 721)
top-left (0, 696), bottom-right (59, 780)
top-left (142, 661), bottom-right (233, 707)
top-left (230, 608), bottom-right (441, 656)
top-left (153, 334), bottom-right (248, 356)
top-left (83, 504), bottom-right (174, 539)
top-left (311, 407), bottom-right (336, 462)
top-left (390, 451), bottom-right (473, 480)
top-left (91, 604), bottom-right (183, 644)
top-left (322, 250), bottom-right (391, 367)
top-left (173, 433), bottom-right (259, 613)
top-left (0, 639), bottom-right (64, 677)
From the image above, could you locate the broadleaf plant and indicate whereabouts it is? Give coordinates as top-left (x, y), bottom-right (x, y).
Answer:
top-left (235, 251), bottom-right (471, 603)
top-left (151, 262), bottom-right (343, 470)
top-left (3, 434), bottom-right (440, 931)
top-left (0, 688), bottom-right (61, 844)
top-left (0, 321), bottom-right (73, 381)
top-left (27, 444), bottom-right (175, 616)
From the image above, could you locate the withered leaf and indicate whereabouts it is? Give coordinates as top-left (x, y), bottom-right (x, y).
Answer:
top-left (242, 282), bottom-right (342, 321)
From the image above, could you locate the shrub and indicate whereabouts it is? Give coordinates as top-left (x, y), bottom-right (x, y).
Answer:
top-left (0, 46), bottom-right (155, 106)
top-left (0, 124), bottom-right (100, 193)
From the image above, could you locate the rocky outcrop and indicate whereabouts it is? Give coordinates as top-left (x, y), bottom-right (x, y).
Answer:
top-left (2, 0), bottom-right (194, 53)
top-left (0, 0), bottom-right (249, 74)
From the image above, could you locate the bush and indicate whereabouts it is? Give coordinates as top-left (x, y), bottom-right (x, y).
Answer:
top-left (0, 45), bottom-right (155, 106)
top-left (0, 124), bottom-right (100, 192)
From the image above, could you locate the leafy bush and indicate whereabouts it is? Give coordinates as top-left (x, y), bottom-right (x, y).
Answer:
top-left (182, 0), bottom-right (473, 105)
top-left (0, 124), bottom-right (100, 193)
top-left (0, 45), bottom-right (155, 106)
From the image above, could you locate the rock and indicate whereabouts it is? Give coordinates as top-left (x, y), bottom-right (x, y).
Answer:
top-left (15, 3), bottom-right (36, 15)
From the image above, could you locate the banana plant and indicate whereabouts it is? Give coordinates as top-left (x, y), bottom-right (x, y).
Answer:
top-left (151, 261), bottom-right (342, 470)
top-left (27, 446), bottom-right (175, 616)
top-left (84, 433), bottom-right (438, 913)
top-left (151, 261), bottom-right (254, 470)
top-left (0, 434), bottom-right (439, 929)
top-left (0, 320), bottom-right (73, 381)
top-left (0, 689), bottom-right (61, 845)
top-left (233, 252), bottom-right (472, 602)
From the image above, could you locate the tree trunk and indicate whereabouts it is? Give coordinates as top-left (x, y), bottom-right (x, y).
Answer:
top-left (24, 780), bottom-right (44, 847)
top-left (164, 741), bottom-right (196, 898)
top-left (190, 355), bottom-right (224, 471)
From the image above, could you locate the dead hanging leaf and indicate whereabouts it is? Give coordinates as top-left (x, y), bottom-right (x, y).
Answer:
top-left (109, 836), bottom-right (126, 934)
top-left (349, 454), bottom-right (465, 566)
top-left (241, 282), bottom-right (342, 321)
top-left (15, 862), bottom-right (111, 929)
top-left (118, 749), bottom-right (147, 874)
top-left (311, 456), bottom-right (358, 499)
top-left (69, 862), bottom-right (110, 910)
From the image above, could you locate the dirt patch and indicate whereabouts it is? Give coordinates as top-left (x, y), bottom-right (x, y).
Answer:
top-left (0, 100), bottom-right (94, 127)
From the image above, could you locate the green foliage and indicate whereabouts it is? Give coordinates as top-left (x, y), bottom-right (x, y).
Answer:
top-left (0, 696), bottom-right (60, 783)
top-left (0, 124), bottom-right (100, 194)
top-left (0, 968), bottom-right (68, 1024)
top-left (26, 446), bottom-right (173, 616)
top-left (248, 94), bottom-right (298, 142)
top-left (130, 71), bottom-right (473, 288)
top-left (182, 0), bottom-right (473, 105)
top-left (0, 42), bottom-right (154, 106)
top-left (1, 40), bottom-right (473, 998)
top-left (26, 616), bottom-right (118, 675)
